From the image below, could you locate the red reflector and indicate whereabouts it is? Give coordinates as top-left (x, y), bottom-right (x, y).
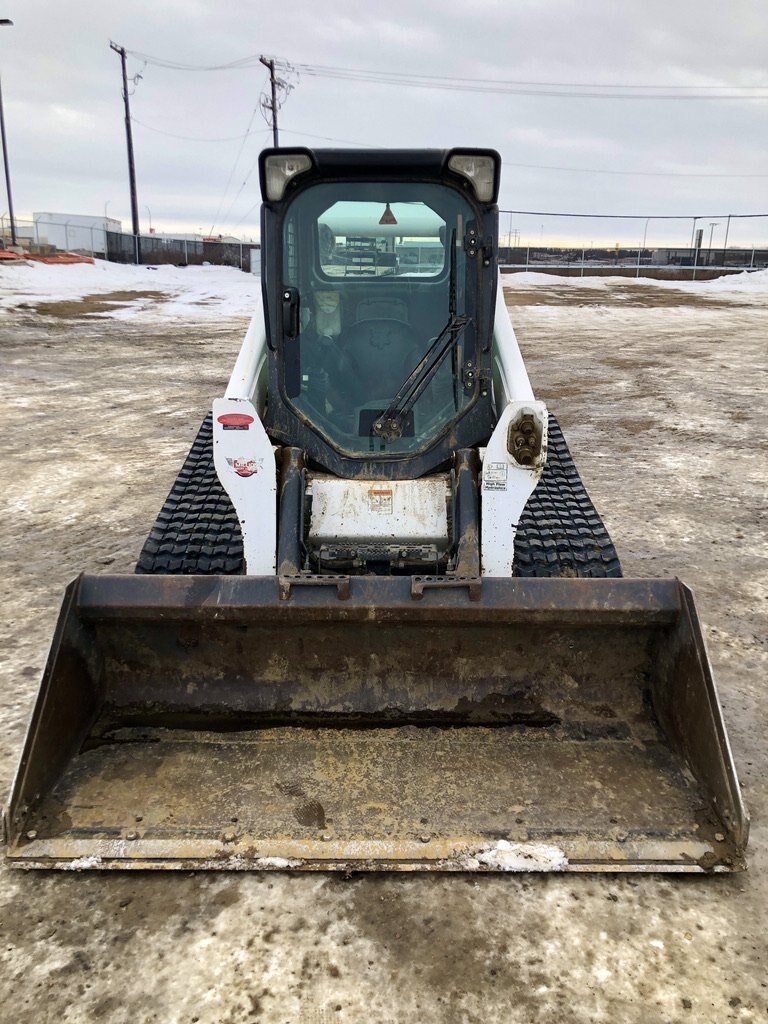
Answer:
top-left (217, 413), bottom-right (254, 427)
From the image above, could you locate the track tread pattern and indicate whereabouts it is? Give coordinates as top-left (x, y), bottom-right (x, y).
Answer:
top-left (513, 413), bottom-right (622, 578)
top-left (136, 411), bottom-right (621, 579)
top-left (135, 413), bottom-right (245, 575)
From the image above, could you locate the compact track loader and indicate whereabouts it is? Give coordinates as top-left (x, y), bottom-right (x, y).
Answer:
top-left (5, 149), bottom-right (748, 872)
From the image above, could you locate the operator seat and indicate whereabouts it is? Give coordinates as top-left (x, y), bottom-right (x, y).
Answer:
top-left (340, 318), bottom-right (418, 396)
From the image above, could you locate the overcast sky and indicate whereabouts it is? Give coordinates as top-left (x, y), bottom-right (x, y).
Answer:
top-left (1, 0), bottom-right (767, 246)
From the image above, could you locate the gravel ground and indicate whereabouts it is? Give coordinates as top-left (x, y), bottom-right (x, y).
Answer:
top-left (0, 277), bottom-right (765, 1023)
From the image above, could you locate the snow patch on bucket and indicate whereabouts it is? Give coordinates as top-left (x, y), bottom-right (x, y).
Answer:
top-left (196, 854), bottom-right (304, 870)
top-left (466, 840), bottom-right (568, 872)
top-left (254, 856), bottom-right (304, 870)
top-left (63, 855), bottom-right (104, 871)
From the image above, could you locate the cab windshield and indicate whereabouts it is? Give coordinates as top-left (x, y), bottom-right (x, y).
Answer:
top-left (282, 181), bottom-right (478, 456)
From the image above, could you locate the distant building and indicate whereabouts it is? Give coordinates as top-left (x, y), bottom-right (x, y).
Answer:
top-left (32, 213), bottom-right (123, 257)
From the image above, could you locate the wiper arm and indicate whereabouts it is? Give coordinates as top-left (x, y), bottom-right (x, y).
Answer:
top-left (373, 229), bottom-right (470, 440)
top-left (373, 316), bottom-right (469, 439)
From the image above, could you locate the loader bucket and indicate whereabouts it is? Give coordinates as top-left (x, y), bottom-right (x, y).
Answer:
top-left (5, 575), bottom-right (747, 872)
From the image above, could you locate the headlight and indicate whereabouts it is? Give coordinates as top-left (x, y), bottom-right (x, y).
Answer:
top-left (263, 153), bottom-right (313, 201)
top-left (447, 153), bottom-right (498, 202)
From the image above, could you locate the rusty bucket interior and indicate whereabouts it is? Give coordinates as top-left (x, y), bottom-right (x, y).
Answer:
top-left (5, 575), bottom-right (748, 872)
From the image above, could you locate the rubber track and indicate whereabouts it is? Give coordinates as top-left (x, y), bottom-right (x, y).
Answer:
top-left (136, 411), bottom-right (621, 579)
top-left (513, 413), bottom-right (622, 578)
top-left (135, 413), bottom-right (245, 575)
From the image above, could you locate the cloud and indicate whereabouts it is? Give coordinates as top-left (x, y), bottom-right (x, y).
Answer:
top-left (0, 0), bottom-right (765, 242)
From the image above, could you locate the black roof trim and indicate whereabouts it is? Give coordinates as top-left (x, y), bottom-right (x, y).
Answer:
top-left (258, 147), bottom-right (500, 203)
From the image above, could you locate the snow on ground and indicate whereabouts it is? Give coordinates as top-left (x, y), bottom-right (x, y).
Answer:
top-left (0, 258), bottom-right (261, 319)
top-left (503, 267), bottom-right (768, 298)
top-left (2, 258), bottom-right (766, 323)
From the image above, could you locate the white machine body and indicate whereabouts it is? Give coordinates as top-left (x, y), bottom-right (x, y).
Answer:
top-left (215, 274), bottom-right (546, 577)
top-left (212, 300), bottom-right (277, 575)
top-left (308, 475), bottom-right (450, 550)
top-left (480, 399), bottom-right (548, 577)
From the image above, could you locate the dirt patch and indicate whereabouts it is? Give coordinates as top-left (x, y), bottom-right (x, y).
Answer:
top-left (0, 291), bottom-right (766, 1023)
top-left (17, 290), bottom-right (167, 318)
top-left (612, 417), bottom-right (659, 435)
top-left (504, 283), bottom-right (753, 308)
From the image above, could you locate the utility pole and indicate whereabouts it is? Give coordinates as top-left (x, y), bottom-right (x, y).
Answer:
top-left (259, 56), bottom-right (279, 146)
top-left (0, 18), bottom-right (16, 247)
top-left (110, 41), bottom-right (140, 263)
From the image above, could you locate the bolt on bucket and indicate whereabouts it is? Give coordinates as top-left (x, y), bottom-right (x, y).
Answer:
top-left (4, 574), bottom-right (747, 872)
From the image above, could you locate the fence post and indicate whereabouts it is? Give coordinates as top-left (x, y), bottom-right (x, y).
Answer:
top-left (749, 246), bottom-right (755, 268)
top-left (580, 248), bottom-right (585, 277)
top-left (239, 242), bottom-right (243, 271)
top-left (90, 227), bottom-right (95, 258)
top-left (184, 239), bottom-right (188, 263)
top-left (525, 246), bottom-right (529, 269)
top-left (689, 217), bottom-right (698, 280)
top-left (636, 217), bottom-right (650, 279)
top-left (688, 216), bottom-right (697, 251)
top-left (722, 214), bottom-right (731, 268)
top-left (692, 232), bottom-right (699, 281)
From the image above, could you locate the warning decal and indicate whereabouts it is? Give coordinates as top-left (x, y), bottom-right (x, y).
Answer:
top-left (483, 462), bottom-right (508, 491)
top-left (226, 456), bottom-right (262, 478)
top-left (368, 488), bottom-right (394, 514)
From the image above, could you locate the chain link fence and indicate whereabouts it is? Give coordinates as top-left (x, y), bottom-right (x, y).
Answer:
top-left (498, 211), bottom-right (768, 278)
top-left (1, 215), bottom-right (261, 274)
top-left (2, 211), bottom-right (765, 279)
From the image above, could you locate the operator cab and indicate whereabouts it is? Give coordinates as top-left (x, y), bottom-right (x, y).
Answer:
top-left (259, 148), bottom-right (501, 480)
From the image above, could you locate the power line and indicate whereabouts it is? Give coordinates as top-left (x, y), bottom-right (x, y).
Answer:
top-left (208, 107), bottom-right (264, 235)
top-left (215, 62), bottom-right (295, 229)
top-left (278, 127), bottom-right (377, 148)
top-left (127, 48), bottom-right (768, 99)
top-left (119, 48), bottom-right (768, 228)
top-left (131, 115), bottom-right (267, 143)
top-left (502, 161), bottom-right (768, 179)
top-left (219, 124), bottom-right (379, 225)
top-left (217, 131), bottom-right (345, 231)
top-left (229, 199), bottom-right (260, 230)
top-left (277, 61), bottom-right (768, 100)
top-left (285, 61), bottom-right (768, 92)
top-left (253, 126), bottom-right (768, 177)
top-left (129, 116), bottom-right (767, 178)
top-left (126, 49), bottom-right (264, 71)
top-left (214, 153), bottom-right (264, 232)
top-left (500, 208), bottom-right (768, 219)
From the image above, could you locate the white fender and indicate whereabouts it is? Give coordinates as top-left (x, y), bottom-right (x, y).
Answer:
top-left (491, 273), bottom-right (534, 412)
top-left (213, 296), bottom-right (276, 575)
top-left (225, 297), bottom-right (269, 412)
top-left (481, 400), bottom-right (548, 577)
top-left (212, 397), bottom-right (276, 575)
